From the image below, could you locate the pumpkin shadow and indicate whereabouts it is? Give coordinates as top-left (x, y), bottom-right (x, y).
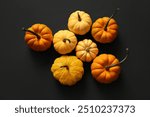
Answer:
top-left (93, 72), bottom-right (129, 100)
top-left (76, 30), bottom-right (125, 57)
top-left (28, 45), bottom-right (60, 67)
top-left (97, 34), bottom-right (124, 55)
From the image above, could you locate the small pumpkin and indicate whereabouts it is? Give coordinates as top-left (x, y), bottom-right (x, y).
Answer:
top-left (76, 39), bottom-right (99, 62)
top-left (51, 56), bottom-right (84, 86)
top-left (91, 48), bottom-right (128, 84)
top-left (22, 24), bottom-right (53, 51)
top-left (91, 8), bottom-right (119, 43)
top-left (68, 10), bottom-right (92, 35)
top-left (53, 30), bottom-right (77, 54)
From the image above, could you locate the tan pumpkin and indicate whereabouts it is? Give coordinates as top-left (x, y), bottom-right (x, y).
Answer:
top-left (68, 10), bottom-right (92, 35)
top-left (53, 30), bottom-right (77, 54)
top-left (22, 24), bottom-right (53, 51)
top-left (51, 56), bottom-right (84, 86)
top-left (91, 48), bottom-right (128, 84)
top-left (91, 8), bottom-right (119, 43)
top-left (76, 39), bottom-right (99, 62)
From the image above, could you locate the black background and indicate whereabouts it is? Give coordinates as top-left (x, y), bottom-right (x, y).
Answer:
top-left (0, 0), bottom-right (150, 100)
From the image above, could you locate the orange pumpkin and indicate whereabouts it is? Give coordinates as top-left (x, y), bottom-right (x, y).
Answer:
top-left (91, 8), bottom-right (119, 43)
top-left (76, 39), bottom-right (99, 62)
top-left (22, 24), bottom-right (53, 51)
top-left (91, 48), bottom-right (128, 84)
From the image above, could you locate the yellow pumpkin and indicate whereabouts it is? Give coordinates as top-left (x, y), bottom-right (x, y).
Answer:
top-left (76, 39), bottom-right (99, 62)
top-left (91, 48), bottom-right (128, 84)
top-left (22, 24), bottom-right (53, 51)
top-left (51, 56), bottom-right (84, 86)
top-left (91, 8), bottom-right (119, 43)
top-left (68, 10), bottom-right (92, 35)
top-left (53, 30), bottom-right (77, 54)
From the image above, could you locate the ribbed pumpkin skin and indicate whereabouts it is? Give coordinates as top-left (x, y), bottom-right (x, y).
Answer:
top-left (68, 10), bottom-right (92, 35)
top-left (76, 39), bottom-right (99, 62)
top-left (51, 56), bottom-right (84, 86)
top-left (91, 17), bottom-right (118, 43)
top-left (53, 30), bottom-right (77, 54)
top-left (24, 24), bottom-right (53, 51)
top-left (91, 54), bottom-right (121, 84)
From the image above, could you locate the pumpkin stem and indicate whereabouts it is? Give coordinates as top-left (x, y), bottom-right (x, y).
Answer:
top-left (104, 8), bottom-right (120, 31)
top-left (86, 47), bottom-right (91, 52)
top-left (105, 48), bottom-right (128, 69)
top-left (61, 65), bottom-right (69, 70)
top-left (63, 38), bottom-right (71, 43)
top-left (77, 12), bottom-right (82, 21)
top-left (22, 27), bottom-right (41, 39)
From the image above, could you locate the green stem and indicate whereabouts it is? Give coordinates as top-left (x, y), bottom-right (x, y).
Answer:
top-left (105, 48), bottom-right (128, 69)
top-left (22, 27), bottom-right (41, 39)
top-left (104, 8), bottom-right (120, 31)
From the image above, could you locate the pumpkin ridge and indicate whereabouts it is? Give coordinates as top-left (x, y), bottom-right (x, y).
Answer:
top-left (31, 41), bottom-right (39, 51)
top-left (92, 69), bottom-right (104, 78)
top-left (107, 54), bottom-right (116, 65)
top-left (86, 39), bottom-right (93, 47)
top-left (39, 39), bottom-right (50, 48)
top-left (67, 34), bottom-right (76, 39)
top-left (89, 49), bottom-right (98, 58)
top-left (85, 53), bottom-right (92, 62)
top-left (108, 21), bottom-right (117, 26)
top-left (99, 54), bottom-right (109, 66)
top-left (76, 45), bottom-right (85, 51)
top-left (27, 38), bottom-right (36, 47)
top-left (72, 23), bottom-right (80, 33)
top-left (99, 32), bottom-right (107, 43)
top-left (81, 13), bottom-right (89, 19)
top-left (42, 34), bottom-right (53, 41)
top-left (97, 71), bottom-right (106, 81)
top-left (94, 30), bottom-right (103, 40)
top-left (108, 25), bottom-right (118, 30)
top-left (109, 66), bottom-right (120, 72)
top-left (92, 62), bottom-right (104, 69)
top-left (38, 25), bottom-right (47, 33)
top-left (97, 21), bottom-right (105, 28)
top-left (83, 19), bottom-right (92, 25)
top-left (82, 20), bottom-right (91, 26)
top-left (78, 51), bottom-right (86, 60)
top-left (54, 42), bottom-right (63, 52)
top-left (25, 34), bottom-right (36, 42)
top-left (41, 28), bottom-right (51, 35)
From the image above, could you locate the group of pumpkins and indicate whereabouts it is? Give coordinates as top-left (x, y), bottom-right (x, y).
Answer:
top-left (22, 8), bottom-right (128, 86)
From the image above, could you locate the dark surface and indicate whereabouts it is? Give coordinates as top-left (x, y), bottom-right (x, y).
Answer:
top-left (0, 0), bottom-right (150, 100)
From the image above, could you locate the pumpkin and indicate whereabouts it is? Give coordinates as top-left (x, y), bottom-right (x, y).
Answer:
top-left (91, 8), bottom-right (119, 43)
top-left (51, 56), bottom-right (84, 86)
top-left (22, 24), bottom-right (53, 51)
top-left (76, 39), bottom-right (99, 62)
top-left (53, 30), bottom-right (77, 54)
top-left (91, 48), bottom-right (128, 84)
top-left (68, 10), bottom-right (92, 35)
